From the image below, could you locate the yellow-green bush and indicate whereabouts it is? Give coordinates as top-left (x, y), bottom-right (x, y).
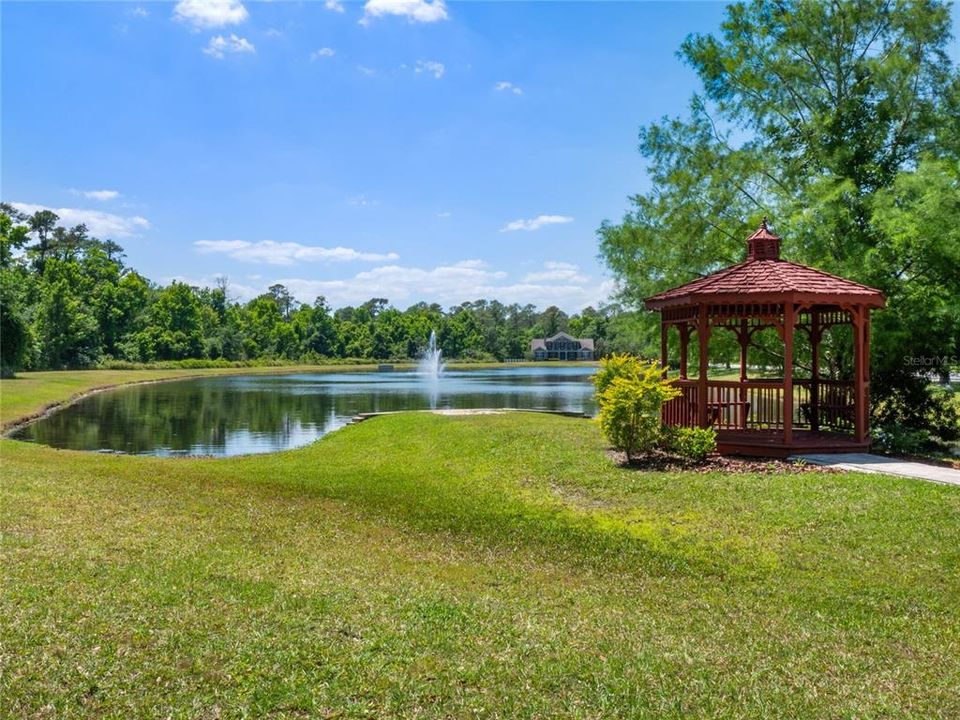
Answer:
top-left (595, 355), bottom-right (678, 459)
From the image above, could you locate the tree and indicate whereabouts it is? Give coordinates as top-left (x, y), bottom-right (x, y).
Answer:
top-left (145, 282), bottom-right (205, 360)
top-left (441, 309), bottom-right (484, 359)
top-left (243, 294), bottom-right (284, 357)
top-left (268, 283), bottom-right (295, 321)
top-left (599, 0), bottom-right (959, 429)
top-left (0, 209), bottom-right (29, 268)
top-left (49, 224), bottom-right (90, 262)
top-left (100, 239), bottom-right (126, 266)
top-left (298, 296), bottom-right (338, 357)
top-left (27, 210), bottom-right (59, 274)
top-left (867, 158), bottom-right (960, 422)
top-left (371, 308), bottom-right (407, 359)
top-left (36, 276), bottom-right (99, 368)
top-left (0, 268), bottom-right (31, 375)
top-left (536, 306), bottom-right (568, 338)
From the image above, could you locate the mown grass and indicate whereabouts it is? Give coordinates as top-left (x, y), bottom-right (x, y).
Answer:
top-left (2, 370), bottom-right (960, 718)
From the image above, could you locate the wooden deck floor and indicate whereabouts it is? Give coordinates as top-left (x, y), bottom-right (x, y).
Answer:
top-left (716, 429), bottom-right (869, 458)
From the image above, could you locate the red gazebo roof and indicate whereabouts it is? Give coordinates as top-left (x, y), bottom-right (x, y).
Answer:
top-left (645, 219), bottom-right (885, 310)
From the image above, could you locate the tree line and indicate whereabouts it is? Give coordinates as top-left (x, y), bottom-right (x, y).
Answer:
top-left (0, 204), bottom-right (639, 375)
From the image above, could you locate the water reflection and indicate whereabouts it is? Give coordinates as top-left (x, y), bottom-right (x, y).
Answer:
top-left (13, 366), bottom-right (597, 457)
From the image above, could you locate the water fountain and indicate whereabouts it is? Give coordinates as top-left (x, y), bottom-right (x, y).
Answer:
top-left (418, 329), bottom-right (445, 378)
top-left (418, 330), bottom-right (444, 410)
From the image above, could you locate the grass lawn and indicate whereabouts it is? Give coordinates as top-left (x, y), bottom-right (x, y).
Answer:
top-left (2, 370), bottom-right (960, 718)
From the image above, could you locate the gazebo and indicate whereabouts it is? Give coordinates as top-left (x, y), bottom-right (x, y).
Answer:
top-left (644, 219), bottom-right (885, 457)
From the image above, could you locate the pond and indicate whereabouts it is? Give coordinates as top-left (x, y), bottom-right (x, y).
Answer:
top-left (12, 366), bottom-right (598, 457)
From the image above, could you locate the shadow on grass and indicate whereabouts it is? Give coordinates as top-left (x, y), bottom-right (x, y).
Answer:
top-left (234, 416), bottom-right (784, 582)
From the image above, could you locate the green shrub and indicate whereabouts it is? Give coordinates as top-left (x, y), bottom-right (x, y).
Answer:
top-left (871, 425), bottom-right (935, 456)
top-left (661, 426), bottom-right (717, 461)
top-left (596, 357), bottom-right (679, 460)
top-left (928, 385), bottom-right (960, 442)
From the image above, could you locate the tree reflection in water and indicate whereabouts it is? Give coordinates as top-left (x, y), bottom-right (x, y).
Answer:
top-left (14, 367), bottom-right (597, 456)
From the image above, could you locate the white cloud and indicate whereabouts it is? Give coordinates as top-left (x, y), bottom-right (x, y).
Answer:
top-left (175, 260), bottom-right (614, 312)
top-left (265, 28), bottom-right (283, 37)
top-left (164, 274), bottom-right (263, 303)
top-left (11, 202), bottom-right (149, 239)
top-left (360, 0), bottom-right (448, 25)
top-left (324, 0), bottom-right (345, 11)
top-left (357, 65), bottom-right (377, 76)
top-left (272, 261), bottom-right (611, 311)
top-left (495, 81), bottom-right (523, 96)
top-left (203, 34), bottom-right (255, 59)
top-left (194, 239), bottom-right (399, 266)
top-left (70, 189), bottom-right (120, 201)
top-left (131, 6), bottom-right (149, 18)
top-left (450, 259), bottom-right (490, 269)
top-left (174, 0), bottom-right (248, 29)
top-left (279, 262), bottom-right (506, 307)
top-left (523, 261), bottom-right (589, 284)
top-left (347, 194), bottom-right (378, 207)
top-left (500, 215), bottom-right (574, 232)
top-left (310, 47), bottom-right (336, 60)
top-left (436, 211), bottom-right (451, 218)
top-left (414, 60), bottom-right (445, 79)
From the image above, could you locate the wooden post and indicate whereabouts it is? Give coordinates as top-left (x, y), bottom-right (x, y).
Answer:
top-left (697, 304), bottom-right (710, 429)
top-left (679, 324), bottom-right (690, 380)
top-left (864, 309), bottom-right (871, 442)
top-left (739, 319), bottom-right (749, 382)
top-left (783, 302), bottom-right (794, 446)
top-left (810, 309), bottom-right (821, 432)
top-left (660, 321), bottom-right (668, 376)
top-left (853, 306), bottom-right (866, 443)
top-left (738, 318), bottom-right (749, 430)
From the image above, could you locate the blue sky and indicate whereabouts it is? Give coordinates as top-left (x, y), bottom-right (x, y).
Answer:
top-left (3, 1), bottom-right (783, 310)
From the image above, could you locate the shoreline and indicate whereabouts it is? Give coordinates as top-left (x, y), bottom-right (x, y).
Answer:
top-left (1, 361), bottom-right (599, 437)
top-left (0, 365), bottom-right (380, 436)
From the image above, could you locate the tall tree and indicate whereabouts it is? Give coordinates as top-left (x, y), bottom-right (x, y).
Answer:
top-left (27, 210), bottom-right (59, 273)
top-left (268, 283), bottom-right (295, 321)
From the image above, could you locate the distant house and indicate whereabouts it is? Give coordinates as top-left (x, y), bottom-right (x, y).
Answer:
top-left (530, 332), bottom-right (595, 360)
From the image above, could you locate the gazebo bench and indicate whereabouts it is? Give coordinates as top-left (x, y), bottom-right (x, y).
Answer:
top-left (689, 400), bottom-right (752, 428)
top-left (799, 402), bottom-right (854, 429)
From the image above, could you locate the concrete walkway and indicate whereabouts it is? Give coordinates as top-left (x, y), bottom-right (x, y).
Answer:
top-left (794, 453), bottom-right (960, 487)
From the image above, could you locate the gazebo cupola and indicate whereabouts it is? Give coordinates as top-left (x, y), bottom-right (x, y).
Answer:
top-left (745, 218), bottom-right (781, 260)
top-left (644, 219), bottom-right (885, 457)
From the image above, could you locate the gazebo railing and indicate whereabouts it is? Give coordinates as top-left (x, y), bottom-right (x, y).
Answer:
top-left (663, 378), bottom-right (855, 433)
top-left (662, 382), bottom-right (698, 427)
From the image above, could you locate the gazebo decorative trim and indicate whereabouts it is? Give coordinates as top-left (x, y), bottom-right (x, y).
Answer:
top-left (644, 219), bottom-right (885, 457)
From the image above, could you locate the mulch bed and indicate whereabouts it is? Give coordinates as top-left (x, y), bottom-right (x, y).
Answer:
top-left (608, 449), bottom-right (840, 474)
